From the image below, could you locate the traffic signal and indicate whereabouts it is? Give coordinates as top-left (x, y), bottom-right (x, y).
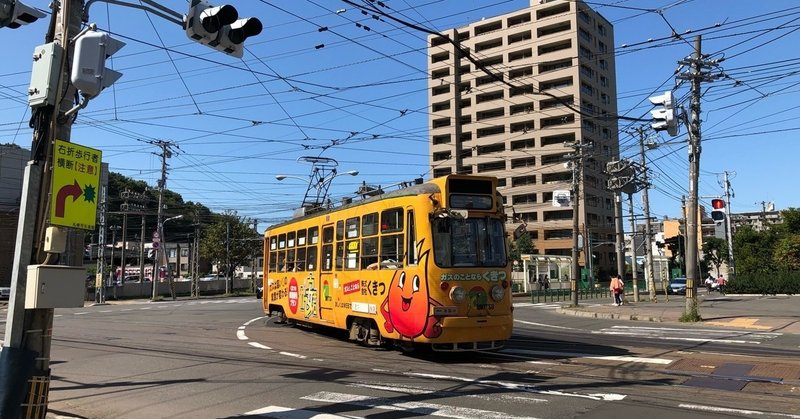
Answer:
top-left (70, 30), bottom-right (125, 99)
top-left (184, 0), bottom-right (262, 58)
top-left (649, 91), bottom-right (679, 136)
top-left (710, 198), bottom-right (726, 225)
top-left (0, 0), bottom-right (45, 29)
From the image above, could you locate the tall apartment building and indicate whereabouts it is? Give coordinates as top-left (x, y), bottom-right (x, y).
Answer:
top-left (427, 0), bottom-right (620, 275)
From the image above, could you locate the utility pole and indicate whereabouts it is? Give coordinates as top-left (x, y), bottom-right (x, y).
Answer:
top-left (637, 127), bottom-right (657, 302)
top-left (605, 160), bottom-right (633, 292)
top-left (613, 191), bottom-right (625, 280)
top-left (95, 186), bottom-right (107, 304)
top-left (676, 35), bottom-right (720, 318)
top-left (1, 2), bottom-right (84, 417)
top-left (627, 193), bottom-right (640, 301)
top-left (723, 171), bottom-right (736, 280)
top-left (226, 220), bottom-right (231, 294)
top-left (139, 214), bottom-right (146, 282)
top-left (567, 139), bottom-right (590, 307)
top-left (150, 140), bottom-right (177, 301)
top-left (251, 219), bottom-right (259, 293)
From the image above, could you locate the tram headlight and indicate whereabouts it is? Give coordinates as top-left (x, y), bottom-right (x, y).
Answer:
top-left (490, 285), bottom-right (505, 302)
top-left (449, 285), bottom-right (466, 304)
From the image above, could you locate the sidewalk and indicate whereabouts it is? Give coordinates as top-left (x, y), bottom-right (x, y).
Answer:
top-left (553, 293), bottom-right (800, 334)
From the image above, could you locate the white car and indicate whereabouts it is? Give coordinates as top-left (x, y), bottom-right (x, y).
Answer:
top-left (0, 287), bottom-right (10, 300)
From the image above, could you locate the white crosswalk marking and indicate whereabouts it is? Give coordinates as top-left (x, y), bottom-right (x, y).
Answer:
top-left (244, 405), bottom-right (354, 418)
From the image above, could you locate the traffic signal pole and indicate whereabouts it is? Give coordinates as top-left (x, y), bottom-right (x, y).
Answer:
top-left (0, 1), bottom-right (84, 417)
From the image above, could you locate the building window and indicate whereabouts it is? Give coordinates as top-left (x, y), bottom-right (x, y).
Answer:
top-left (540, 114), bottom-right (574, 128)
top-left (509, 66), bottom-right (533, 80)
top-left (512, 175), bottom-right (536, 187)
top-left (508, 48), bottom-right (533, 62)
top-left (432, 134), bottom-right (451, 145)
top-left (431, 68), bottom-right (449, 80)
top-left (507, 12), bottom-right (531, 27)
top-left (476, 90), bottom-right (503, 104)
top-left (538, 21), bottom-right (571, 37)
top-left (433, 151), bottom-right (451, 162)
top-left (432, 85), bottom-right (450, 96)
top-left (510, 102), bottom-right (534, 115)
top-left (510, 84), bottom-right (534, 97)
top-left (541, 95), bottom-right (573, 110)
top-left (511, 157), bottom-right (535, 168)
top-left (537, 3), bottom-right (569, 20)
top-left (477, 142), bottom-right (505, 155)
top-left (475, 20), bottom-right (502, 36)
top-left (510, 121), bottom-right (534, 133)
top-left (432, 101), bottom-right (450, 112)
top-left (433, 167), bottom-right (452, 177)
top-left (431, 52), bottom-right (449, 63)
top-left (540, 77), bottom-right (573, 91)
top-left (476, 125), bottom-right (504, 138)
top-left (539, 40), bottom-right (571, 55)
top-left (431, 35), bottom-right (449, 47)
top-left (510, 138), bottom-right (535, 150)
top-left (541, 133), bottom-right (574, 146)
top-left (476, 107), bottom-right (504, 121)
top-left (477, 160), bottom-right (506, 172)
top-left (512, 194), bottom-right (537, 205)
top-left (432, 117), bottom-right (450, 128)
top-left (539, 59), bottom-right (572, 73)
top-left (507, 30), bottom-right (531, 45)
top-left (475, 38), bottom-right (503, 52)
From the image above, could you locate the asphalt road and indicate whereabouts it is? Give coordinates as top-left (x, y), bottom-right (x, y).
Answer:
top-left (1, 297), bottom-right (798, 419)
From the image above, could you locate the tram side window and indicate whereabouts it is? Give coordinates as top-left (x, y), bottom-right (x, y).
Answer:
top-left (380, 234), bottom-right (404, 269)
top-left (297, 229), bottom-right (306, 246)
top-left (335, 242), bottom-right (344, 270)
top-left (268, 237), bottom-right (277, 272)
top-left (381, 208), bottom-right (403, 233)
top-left (278, 233), bottom-right (286, 249)
top-left (285, 249), bottom-right (295, 272)
top-left (362, 212), bottom-right (378, 236)
top-left (346, 240), bottom-right (359, 269)
top-left (307, 245), bottom-right (318, 270)
top-left (406, 210), bottom-right (417, 265)
top-left (362, 237), bottom-right (379, 269)
top-left (309, 227), bottom-right (319, 244)
top-left (322, 226), bottom-right (334, 271)
top-left (277, 251), bottom-right (286, 273)
top-left (295, 247), bottom-right (306, 271)
top-left (336, 220), bottom-right (345, 241)
top-left (287, 231), bottom-right (295, 248)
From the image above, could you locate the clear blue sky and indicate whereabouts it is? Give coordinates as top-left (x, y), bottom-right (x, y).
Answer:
top-left (2, 0), bottom-right (799, 232)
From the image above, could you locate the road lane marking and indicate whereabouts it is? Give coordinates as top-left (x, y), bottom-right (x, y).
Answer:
top-left (302, 391), bottom-right (540, 419)
top-left (349, 382), bottom-right (548, 403)
top-left (678, 403), bottom-right (800, 418)
top-left (244, 405), bottom-right (352, 418)
top-left (502, 348), bottom-right (672, 365)
top-left (248, 342), bottom-right (272, 350)
top-left (280, 351), bottom-right (307, 359)
top-left (514, 319), bottom-right (577, 330)
top-left (404, 372), bottom-right (626, 401)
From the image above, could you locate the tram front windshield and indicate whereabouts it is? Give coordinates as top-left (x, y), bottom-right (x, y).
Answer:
top-left (432, 217), bottom-right (506, 267)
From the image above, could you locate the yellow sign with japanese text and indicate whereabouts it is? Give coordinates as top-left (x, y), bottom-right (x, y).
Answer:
top-left (49, 139), bottom-right (102, 230)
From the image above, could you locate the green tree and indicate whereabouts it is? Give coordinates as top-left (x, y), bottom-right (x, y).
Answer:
top-left (508, 231), bottom-right (535, 271)
top-left (773, 234), bottom-right (800, 270)
top-left (778, 208), bottom-right (800, 235)
top-left (702, 237), bottom-right (728, 276)
top-left (199, 211), bottom-right (261, 279)
top-left (733, 225), bottom-right (777, 274)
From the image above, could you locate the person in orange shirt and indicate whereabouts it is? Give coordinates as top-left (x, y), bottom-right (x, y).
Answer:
top-left (609, 275), bottom-right (624, 306)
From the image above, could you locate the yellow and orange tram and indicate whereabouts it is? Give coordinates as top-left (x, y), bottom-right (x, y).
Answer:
top-left (261, 174), bottom-right (513, 351)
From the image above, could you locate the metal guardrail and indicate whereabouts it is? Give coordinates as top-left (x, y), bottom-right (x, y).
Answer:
top-left (530, 287), bottom-right (611, 303)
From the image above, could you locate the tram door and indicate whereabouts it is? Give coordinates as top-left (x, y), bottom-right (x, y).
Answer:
top-left (319, 224), bottom-right (335, 322)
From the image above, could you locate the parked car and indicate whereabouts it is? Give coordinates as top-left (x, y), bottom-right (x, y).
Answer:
top-left (256, 285), bottom-right (263, 299)
top-left (199, 275), bottom-right (219, 281)
top-left (668, 278), bottom-right (687, 295)
top-left (0, 287), bottom-right (10, 300)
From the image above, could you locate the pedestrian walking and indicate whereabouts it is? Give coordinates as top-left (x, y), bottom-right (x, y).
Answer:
top-left (609, 275), bottom-right (624, 306)
top-left (716, 274), bottom-right (727, 294)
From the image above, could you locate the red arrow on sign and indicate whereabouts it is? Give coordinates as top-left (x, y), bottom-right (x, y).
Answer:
top-left (55, 180), bottom-right (83, 218)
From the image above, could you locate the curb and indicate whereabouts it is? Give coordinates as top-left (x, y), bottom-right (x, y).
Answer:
top-left (556, 307), bottom-right (664, 322)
